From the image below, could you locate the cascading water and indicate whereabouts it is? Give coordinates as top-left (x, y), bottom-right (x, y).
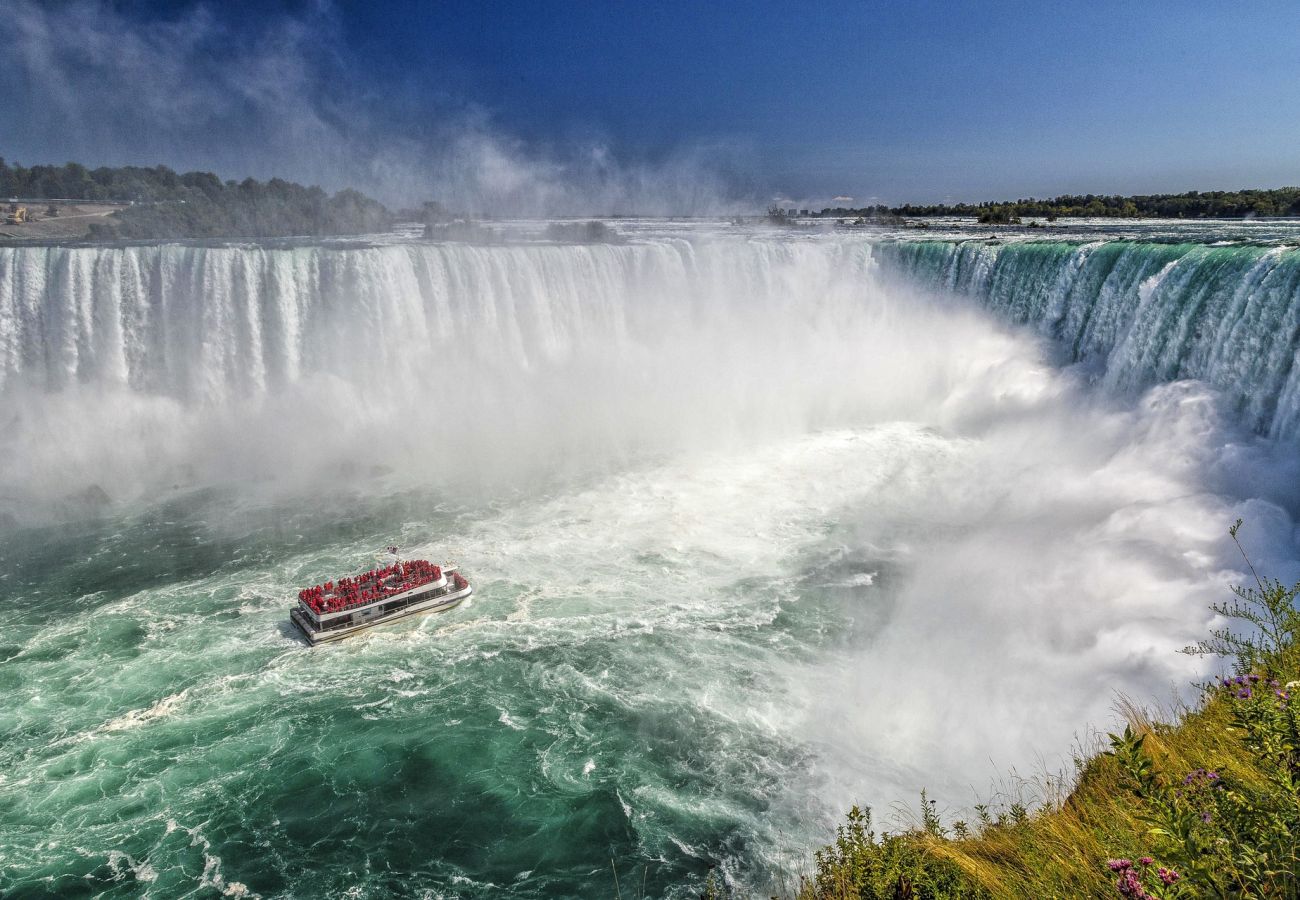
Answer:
top-left (0, 238), bottom-right (901, 510)
top-left (873, 238), bottom-right (1300, 439)
top-left (2, 227), bottom-right (1298, 898)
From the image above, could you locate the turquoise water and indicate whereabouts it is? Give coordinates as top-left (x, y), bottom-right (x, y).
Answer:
top-left (3, 226), bottom-right (1299, 897)
top-left (0, 436), bottom-right (914, 897)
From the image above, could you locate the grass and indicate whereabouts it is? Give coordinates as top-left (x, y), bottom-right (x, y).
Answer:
top-left (709, 521), bottom-right (1300, 900)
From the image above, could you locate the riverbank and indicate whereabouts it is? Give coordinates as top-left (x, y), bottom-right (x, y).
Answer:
top-left (0, 202), bottom-right (127, 240)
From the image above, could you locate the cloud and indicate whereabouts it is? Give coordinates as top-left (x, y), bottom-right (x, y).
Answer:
top-left (2, 2), bottom-right (341, 173)
top-left (0, 0), bottom-right (754, 215)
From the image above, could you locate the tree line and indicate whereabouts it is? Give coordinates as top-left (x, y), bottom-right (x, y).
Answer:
top-left (0, 158), bottom-right (394, 239)
top-left (807, 187), bottom-right (1300, 221)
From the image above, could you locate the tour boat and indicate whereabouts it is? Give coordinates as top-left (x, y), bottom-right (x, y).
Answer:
top-left (290, 551), bottom-right (471, 644)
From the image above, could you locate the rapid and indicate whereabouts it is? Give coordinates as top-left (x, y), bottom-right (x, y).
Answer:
top-left (2, 222), bottom-right (1299, 897)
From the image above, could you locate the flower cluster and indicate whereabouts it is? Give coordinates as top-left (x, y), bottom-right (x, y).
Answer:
top-left (1108, 858), bottom-right (1179, 899)
top-left (1170, 766), bottom-right (1225, 825)
top-left (1220, 673), bottom-right (1290, 705)
top-left (1180, 768), bottom-right (1219, 786)
top-left (1221, 673), bottom-right (1258, 699)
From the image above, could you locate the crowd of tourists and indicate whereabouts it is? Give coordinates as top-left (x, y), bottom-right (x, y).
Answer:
top-left (298, 559), bottom-right (443, 614)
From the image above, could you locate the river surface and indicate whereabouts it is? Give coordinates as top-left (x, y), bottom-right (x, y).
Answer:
top-left (3, 220), bottom-right (1300, 897)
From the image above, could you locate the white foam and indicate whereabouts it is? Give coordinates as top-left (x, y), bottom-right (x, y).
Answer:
top-left (101, 689), bottom-right (191, 732)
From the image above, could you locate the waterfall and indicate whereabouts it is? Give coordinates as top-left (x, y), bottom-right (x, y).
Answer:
top-left (0, 237), bottom-right (922, 512)
top-left (4, 232), bottom-right (1300, 519)
top-left (0, 239), bottom-right (884, 402)
top-left (873, 238), bottom-right (1300, 440)
top-left (7, 237), bottom-right (1300, 439)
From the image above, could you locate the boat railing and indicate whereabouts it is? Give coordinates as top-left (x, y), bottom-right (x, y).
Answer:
top-left (303, 582), bottom-right (464, 630)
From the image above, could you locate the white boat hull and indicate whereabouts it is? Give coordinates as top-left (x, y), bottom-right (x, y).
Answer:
top-left (291, 584), bottom-right (472, 644)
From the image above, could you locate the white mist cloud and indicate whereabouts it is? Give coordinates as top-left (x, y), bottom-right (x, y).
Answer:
top-left (0, 0), bottom-right (753, 214)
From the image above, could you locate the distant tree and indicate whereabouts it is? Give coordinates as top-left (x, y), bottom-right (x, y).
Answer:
top-left (977, 206), bottom-right (1020, 225)
top-left (67, 165), bottom-right (397, 239)
top-left (543, 220), bottom-right (622, 243)
top-left (810, 186), bottom-right (1300, 221)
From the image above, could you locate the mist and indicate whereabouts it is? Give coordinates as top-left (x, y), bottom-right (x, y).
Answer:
top-left (0, 235), bottom-right (990, 512)
top-left (0, 0), bottom-right (754, 215)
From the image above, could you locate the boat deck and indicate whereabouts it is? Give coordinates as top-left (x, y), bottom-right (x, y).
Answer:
top-left (291, 568), bottom-right (472, 644)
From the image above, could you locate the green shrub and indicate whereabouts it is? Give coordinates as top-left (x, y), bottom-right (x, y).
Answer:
top-left (799, 804), bottom-right (984, 899)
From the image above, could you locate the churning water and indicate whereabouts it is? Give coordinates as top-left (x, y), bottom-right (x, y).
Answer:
top-left (2, 222), bottom-right (1299, 897)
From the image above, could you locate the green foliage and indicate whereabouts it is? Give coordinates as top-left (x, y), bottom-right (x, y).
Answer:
top-left (811, 188), bottom-right (1300, 221)
top-left (1107, 679), bottom-right (1300, 897)
top-left (975, 206), bottom-right (1020, 225)
top-left (798, 804), bottom-right (985, 899)
top-left (0, 157), bottom-right (394, 239)
top-left (1185, 520), bottom-right (1300, 677)
top-left (406, 200), bottom-right (453, 228)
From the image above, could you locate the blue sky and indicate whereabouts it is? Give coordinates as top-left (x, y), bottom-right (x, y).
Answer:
top-left (3, 0), bottom-right (1299, 211)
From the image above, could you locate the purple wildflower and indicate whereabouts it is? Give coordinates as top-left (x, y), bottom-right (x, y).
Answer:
top-left (1249, 673), bottom-right (1261, 683)
top-left (1108, 858), bottom-right (1132, 872)
top-left (1201, 811), bottom-right (1212, 823)
top-left (1138, 856), bottom-right (1154, 866)
top-left (1238, 687), bottom-right (1253, 699)
top-left (1116, 869), bottom-right (1152, 899)
top-left (1158, 867), bottom-right (1180, 885)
